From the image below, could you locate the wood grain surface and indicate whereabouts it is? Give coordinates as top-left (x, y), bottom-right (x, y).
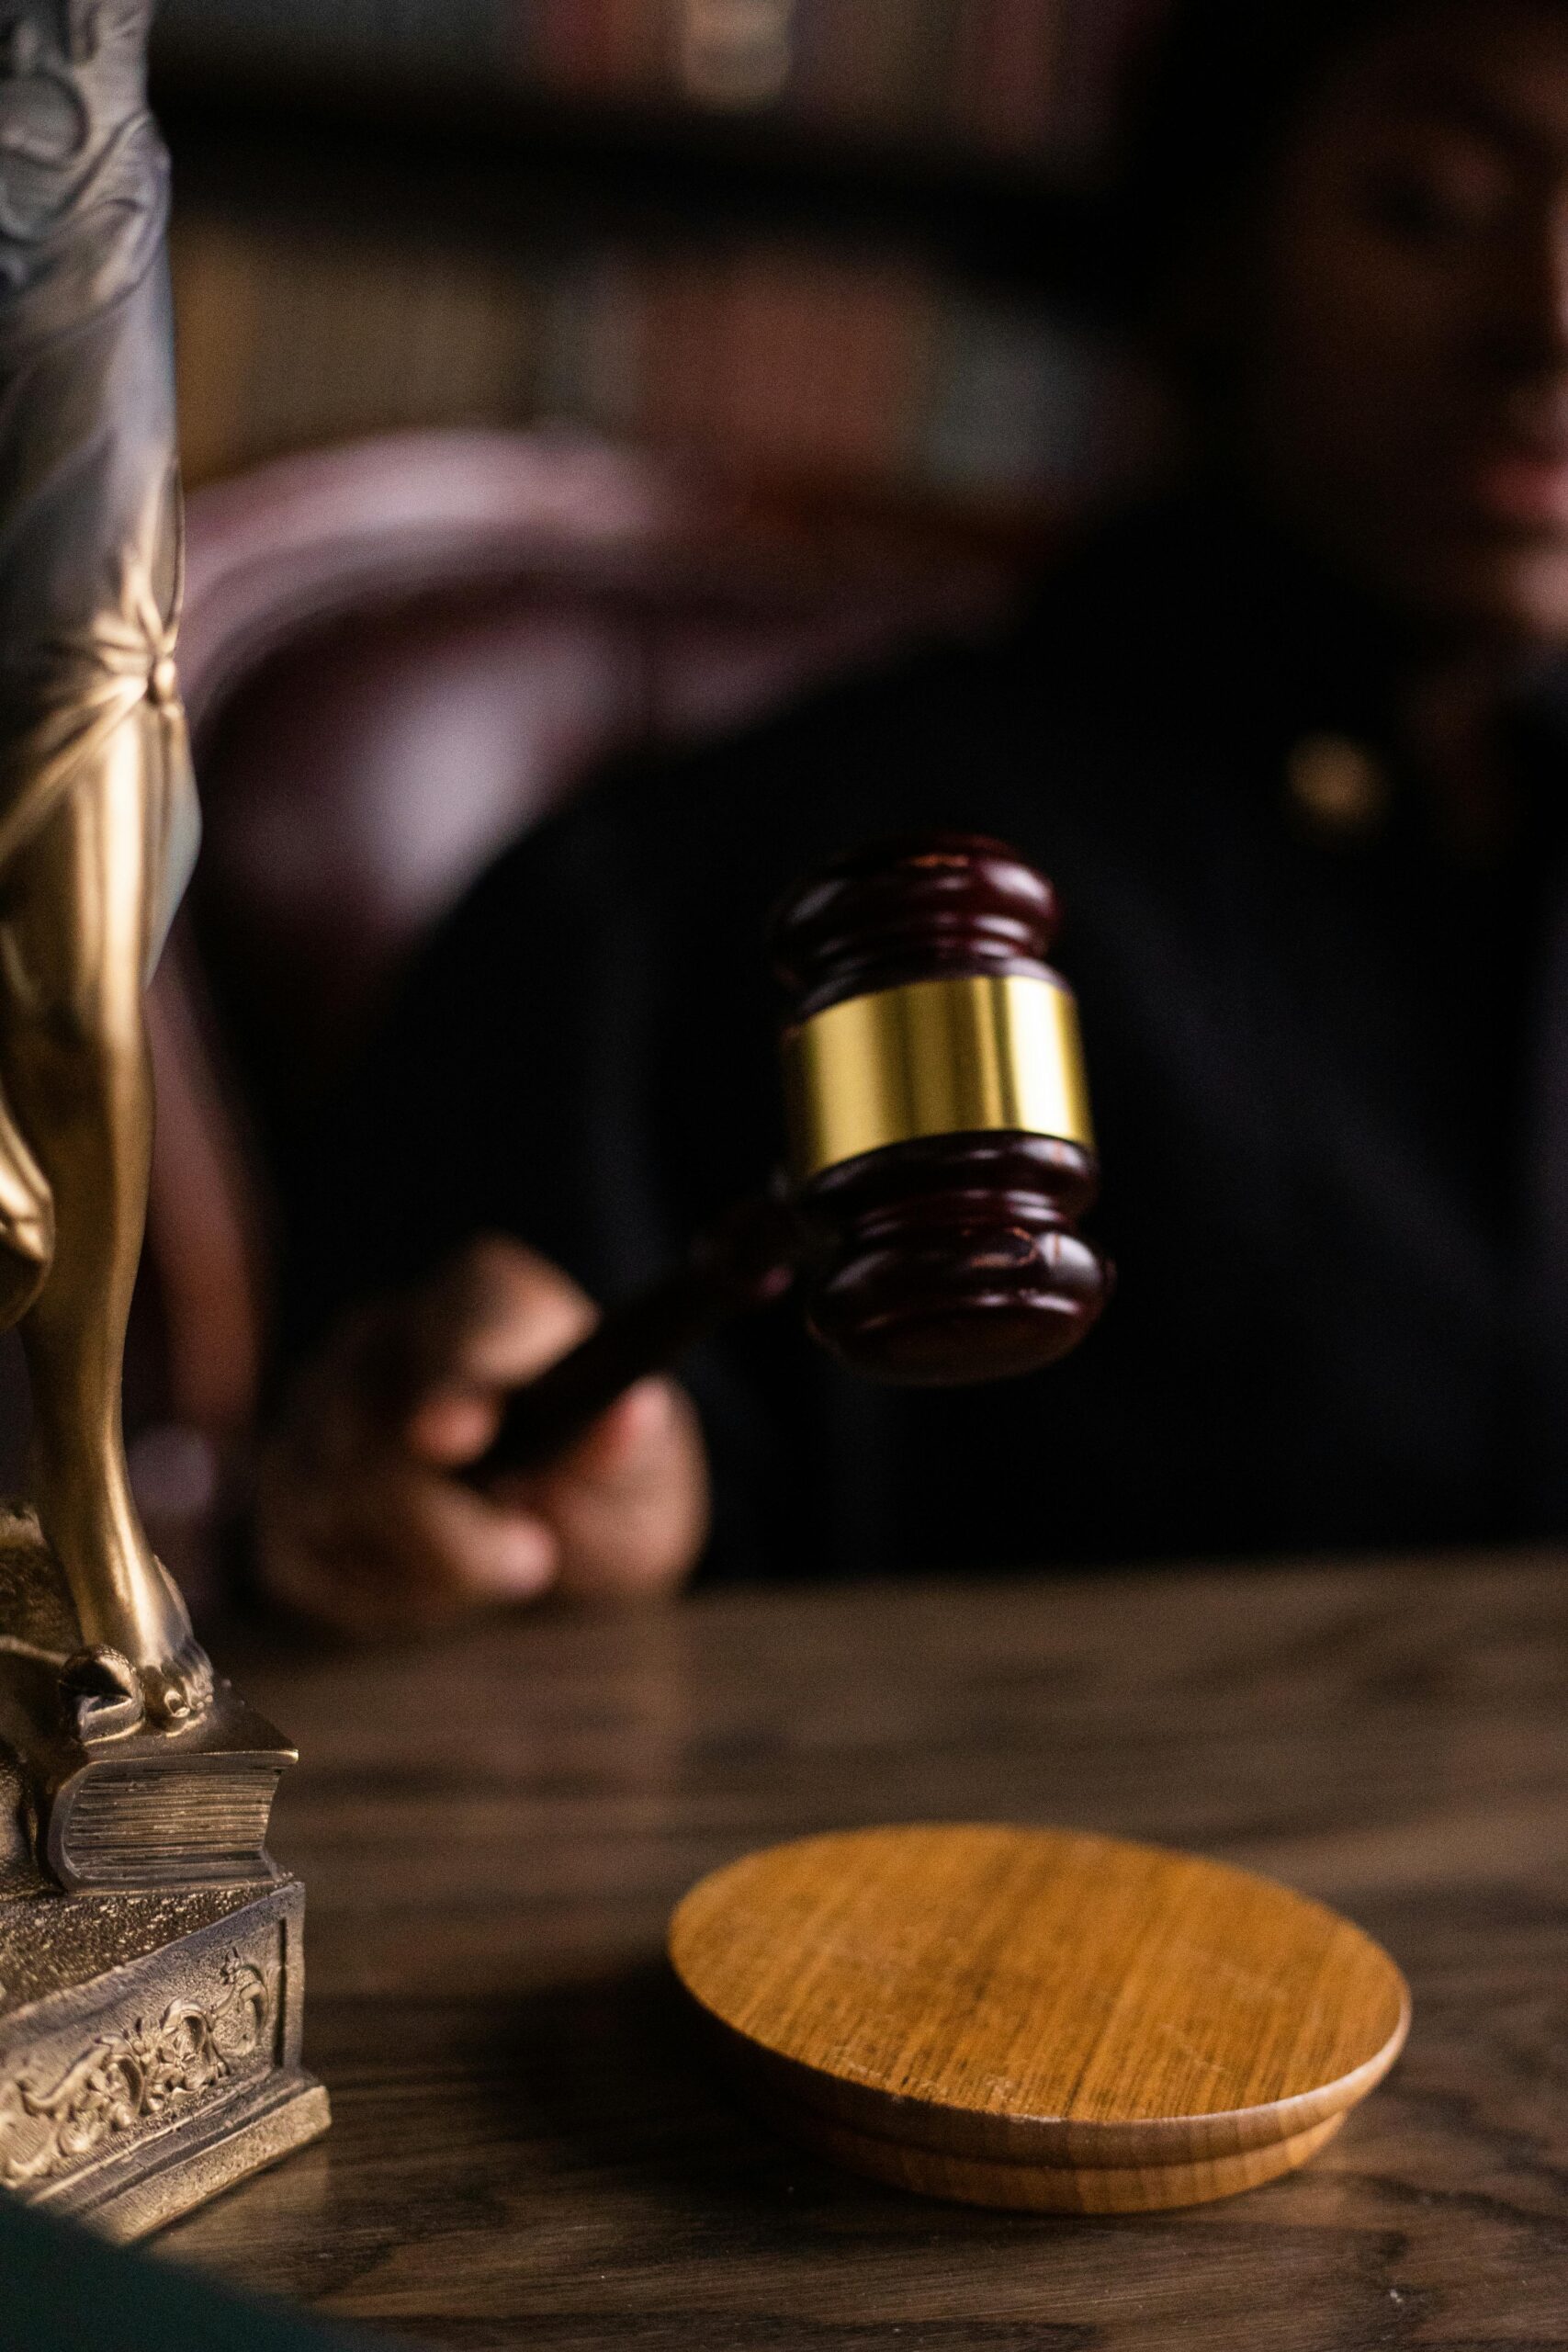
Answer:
top-left (158, 1555), bottom-right (1568, 2348)
top-left (668, 1824), bottom-right (1410, 2210)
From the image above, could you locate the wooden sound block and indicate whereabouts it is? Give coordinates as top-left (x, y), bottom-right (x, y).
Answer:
top-left (668, 1824), bottom-right (1410, 2214)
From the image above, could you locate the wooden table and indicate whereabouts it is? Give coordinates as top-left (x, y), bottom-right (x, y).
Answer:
top-left (164, 1558), bottom-right (1568, 2348)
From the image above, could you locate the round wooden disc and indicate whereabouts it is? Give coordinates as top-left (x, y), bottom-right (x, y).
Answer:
top-left (669, 1824), bottom-right (1410, 2213)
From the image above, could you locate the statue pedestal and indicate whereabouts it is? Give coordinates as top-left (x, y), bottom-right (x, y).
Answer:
top-left (0, 1511), bottom-right (329, 2236)
top-left (0, 1872), bottom-right (327, 2239)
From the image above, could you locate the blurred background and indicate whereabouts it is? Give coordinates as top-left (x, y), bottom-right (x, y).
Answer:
top-left (106, 0), bottom-right (1174, 1604)
top-left (156, 0), bottom-right (1157, 522)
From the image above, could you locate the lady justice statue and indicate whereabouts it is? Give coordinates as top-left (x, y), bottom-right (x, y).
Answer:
top-left (0, 0), bottom-right (207, 1727)
top-left (0, 5), bottom-right (326, 2237)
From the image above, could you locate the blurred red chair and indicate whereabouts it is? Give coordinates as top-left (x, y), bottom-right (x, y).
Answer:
top-left (133, 428), bottom-right (1005, 1600)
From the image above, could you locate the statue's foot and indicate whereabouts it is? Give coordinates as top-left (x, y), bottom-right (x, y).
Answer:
top-left (28, 1455), bottom-right (214, 1728)
top-left (138, 1634), bottom-right (215, 1729)
top-left (58, 1632), bottom-right (214, 1742)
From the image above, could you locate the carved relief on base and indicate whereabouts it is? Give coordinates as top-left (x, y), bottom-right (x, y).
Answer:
top-left (0, 1948), bottom-right (276, 2189)
top-left (0, 1875), bottom-right (325, 2237)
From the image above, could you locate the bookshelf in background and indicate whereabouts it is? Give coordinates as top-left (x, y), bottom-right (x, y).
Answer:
top-left (159, 0), bottom-right (1166, 520)
top-left (170, 212), bottom-right (1136, 514)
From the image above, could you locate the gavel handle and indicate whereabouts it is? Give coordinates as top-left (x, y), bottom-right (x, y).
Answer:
top-left (466, 1191), bottom-right (805, 1483)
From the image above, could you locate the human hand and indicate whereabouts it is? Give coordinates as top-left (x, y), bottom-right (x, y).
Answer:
top-left (256, 1236), bottom-right (709, 1635)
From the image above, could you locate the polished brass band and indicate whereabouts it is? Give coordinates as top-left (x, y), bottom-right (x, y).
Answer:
top-left (783, 973), bottom-right (1094, 1183)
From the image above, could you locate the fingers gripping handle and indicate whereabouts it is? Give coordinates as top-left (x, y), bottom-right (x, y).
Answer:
top-left (465, 1193), bottom-right (803, 1483)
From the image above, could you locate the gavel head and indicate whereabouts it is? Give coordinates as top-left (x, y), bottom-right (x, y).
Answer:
top-left (771, 832), bottom-right (1110, 1385)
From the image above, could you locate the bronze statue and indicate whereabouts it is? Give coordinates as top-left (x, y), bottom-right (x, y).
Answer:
top-left (0, 0), bottom-right (207, 1726)
top-left (0, 1), bottom-right (326, 2238)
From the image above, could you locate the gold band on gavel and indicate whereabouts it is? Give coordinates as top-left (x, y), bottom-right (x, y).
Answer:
top-left (783, 973), bottom-right (1095, 1184)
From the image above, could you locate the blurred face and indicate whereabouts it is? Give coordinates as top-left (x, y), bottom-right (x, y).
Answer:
top-left (1224, 4), bottom-right (1568, 643)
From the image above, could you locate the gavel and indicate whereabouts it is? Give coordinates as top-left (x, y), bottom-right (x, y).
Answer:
top-left (469, 831), bottom-right (1110, 1482)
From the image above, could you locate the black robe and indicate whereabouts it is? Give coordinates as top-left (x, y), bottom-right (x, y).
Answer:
top-left (288, 494), bottom-right (1568, 1577)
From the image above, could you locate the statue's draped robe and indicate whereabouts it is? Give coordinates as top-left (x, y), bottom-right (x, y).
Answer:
top-left (0, 2), bottom-right (197, 1323)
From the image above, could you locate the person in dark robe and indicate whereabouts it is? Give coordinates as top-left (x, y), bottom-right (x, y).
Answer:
top-left (260, 0), bottom-right (1568, 1633)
